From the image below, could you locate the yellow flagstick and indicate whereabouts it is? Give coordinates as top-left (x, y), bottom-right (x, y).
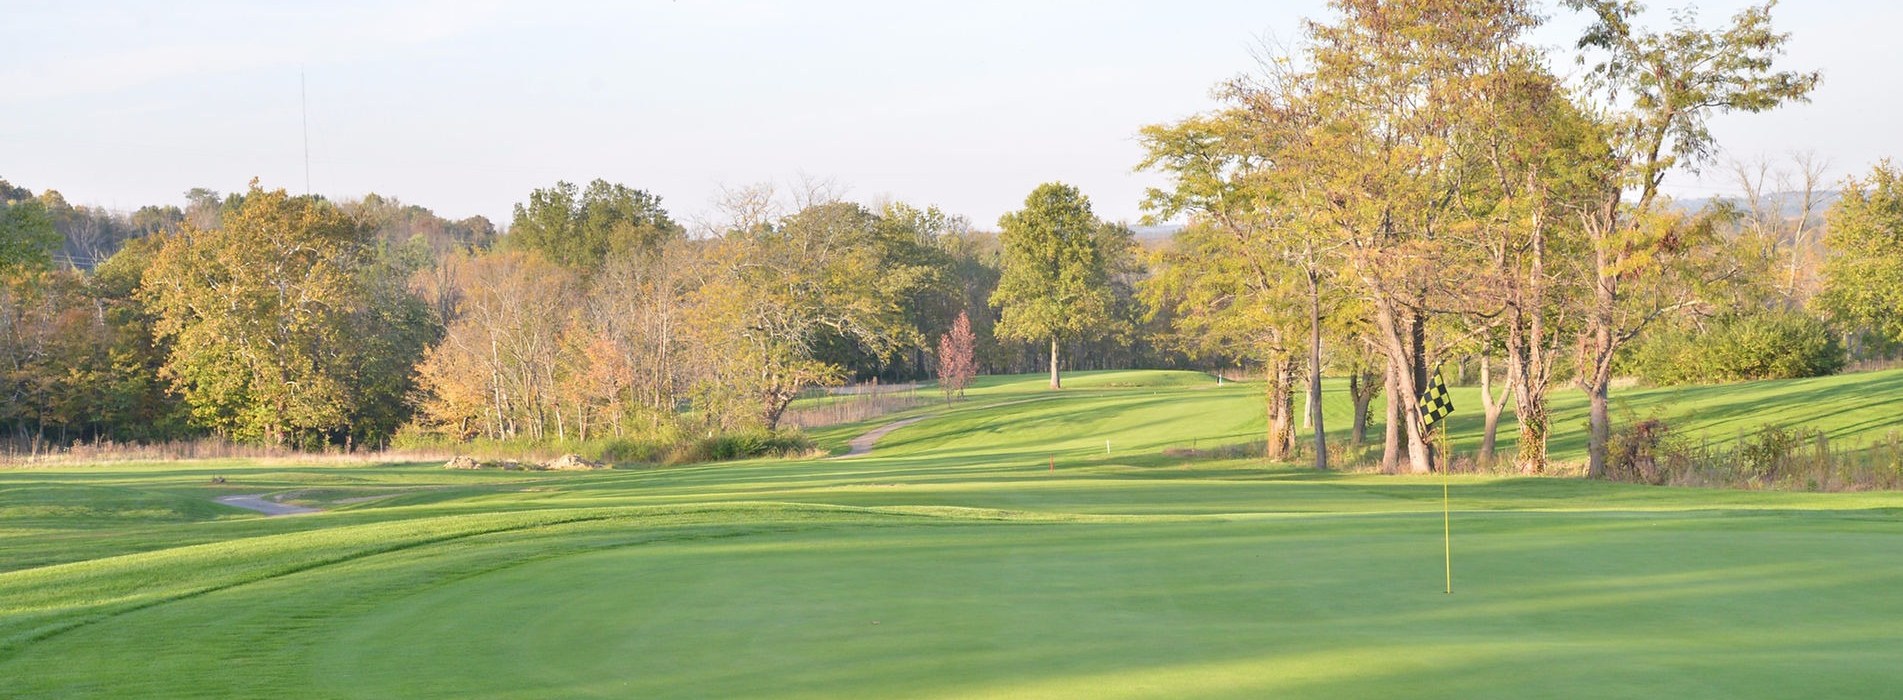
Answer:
top-left (1420, 365), bottom-right (1456, 595)
top-left (1442, 470), bottom-right (1453, 594)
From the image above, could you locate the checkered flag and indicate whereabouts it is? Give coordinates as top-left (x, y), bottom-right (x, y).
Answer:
top-left (1418, 369), bottom-right (1454, 432)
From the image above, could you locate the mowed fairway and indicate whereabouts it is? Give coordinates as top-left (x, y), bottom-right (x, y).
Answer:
top-left (4, 370), bottom-right (1903, 698)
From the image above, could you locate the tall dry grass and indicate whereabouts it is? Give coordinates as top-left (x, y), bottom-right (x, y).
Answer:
top-left (780, 380), bottom-right (931, 429)
top-left (1630, 426), bottom-right (1903, 491)
top-left (0, 437), bottom-right (457, 468)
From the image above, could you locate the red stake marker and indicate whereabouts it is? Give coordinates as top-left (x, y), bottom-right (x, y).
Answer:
top-left (1049, 454), bottom-right (1054, 473)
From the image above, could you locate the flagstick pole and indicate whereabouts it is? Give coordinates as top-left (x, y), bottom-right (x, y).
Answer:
top-left (1442, 470), bottom-right (1452, 594)
top-left (1421, 365), bottom-right (1454, 595)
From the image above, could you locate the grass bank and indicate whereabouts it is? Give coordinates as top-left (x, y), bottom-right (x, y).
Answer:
top-left (2, 369), bottom-right (1901, 698)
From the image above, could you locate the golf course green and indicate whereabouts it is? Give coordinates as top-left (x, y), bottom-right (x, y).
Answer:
top-left (4, 370), bottom-right (1903, 698)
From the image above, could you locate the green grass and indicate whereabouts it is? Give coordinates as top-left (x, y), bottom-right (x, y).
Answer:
top-left (3, 369), bottom-right (1903, 698)
top-left (1420, 368), bottom-right (1903, 463)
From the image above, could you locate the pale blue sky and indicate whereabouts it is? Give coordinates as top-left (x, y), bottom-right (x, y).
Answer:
top-left (3, 1), bottom-right (1898, 228)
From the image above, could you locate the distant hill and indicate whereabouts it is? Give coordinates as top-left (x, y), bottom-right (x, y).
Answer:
top-left (1130, 223), bottom-right (1185, 241)
top-left (1674, 190), bottom-right (1840, 220)
top-left (1129, 193), bottom-right (1841, 240)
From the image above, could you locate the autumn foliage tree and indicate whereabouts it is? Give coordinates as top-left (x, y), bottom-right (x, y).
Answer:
top-left (1135, 0), bottom-right (1815, 478)
top-left (0, 1), bottom-right (1850, 468)
top-left (1566, 0), bottom-right (1819, 477)
top-left (936, 311), bottom-right (977, 401)
top-left (3, 200), bottom-right (187, 444)
top-left (1142, 221), bottom-right (1308, 461)
top-left (142, 183), bottom-right (431, 447)
top-left (581, 239), bottom-right (704, 431)
top-left (412, 251), bottom-right (576, 441)
top-left (686, 200), bottom-right (932, 430)
top-left (1138, 85), bottom-right (1343, 468)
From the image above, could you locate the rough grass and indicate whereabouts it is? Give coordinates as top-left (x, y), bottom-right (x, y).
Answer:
top-left (1166, 368), bottom-right (1903, 468)
top-left (2, 369), bottom-right (1903, 698)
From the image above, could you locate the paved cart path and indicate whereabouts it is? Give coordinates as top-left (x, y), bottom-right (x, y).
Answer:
top-left (840, 417), bottom-right (931, 458)
top-left (215, 494), bottom-right (322, 516)
top-left (837, 396), bottom-right (1059, 459)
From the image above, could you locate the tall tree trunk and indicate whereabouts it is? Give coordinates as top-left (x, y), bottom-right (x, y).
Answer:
top-left (1507, 214), bottom-right (1554, 474)
top-left (1375, 304), bottom-right (1435, 474)
top-left (1280, 358), bottom-right (1298, 458)
top-left (271, 395), bottom-right (288, 449)
top-left (1265, 376), bottom-right (1276, 461)
top-left (1382, 357), bottom-right (1401, 473)
top-left (1507, 312), bottom-right (1552, 475)
top-left (1588, 378), bottom-right (1610, 478)
top-left (1349, 373), bottom-right (1369, 445)
top-left (1576, 194), bottom-right (1636, 480)
top-left (1349, 367), bottom-right (1380, 446)
top-left (1513, 382), bottom-right (1549, 474)
top-left (1263, 355), bottom-right (1295, 462)
top-left (1583, 323), bottom-right (1616, 479)
top-left (762, 385), bottom-right (795, 431)
top-left (1049, 336), bottom-right (1061, 390)
top-left (1476, 353), bottom-right (1506, 469)
top-left (1308, 271), bottom-right (1327, 470)
top-left (1583, 238), bottom-right (1618, 479)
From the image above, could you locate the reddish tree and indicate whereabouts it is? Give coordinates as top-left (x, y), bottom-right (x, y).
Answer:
top-left (936, 311), bottom-right (977, 401)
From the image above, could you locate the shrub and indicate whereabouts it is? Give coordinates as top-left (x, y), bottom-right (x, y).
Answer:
top-left (1629, 423), bottom-right (1903, 491)
top-left (1607, 418), bottom-right (1669, 485)
top-left (666, 429), bottom-right (815, 465)
top-left (592, 438), bottom-right (670, 464)
top-left (390, 419), bottom-right (810, 467)
top-left (1736, 424), bottom-right (1823, 483)
top-left (390, 423), bottom-right (456, 451)
top-left (1623, 309), bottom-right (1845, 386)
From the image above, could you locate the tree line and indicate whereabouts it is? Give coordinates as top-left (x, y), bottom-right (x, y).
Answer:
top-left (0, 176), bottom-right (1156, 452)
top-left (4, 0), bottom-right (1902, 472)
top-left (1135, 0), bottom-right (1903, 477)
